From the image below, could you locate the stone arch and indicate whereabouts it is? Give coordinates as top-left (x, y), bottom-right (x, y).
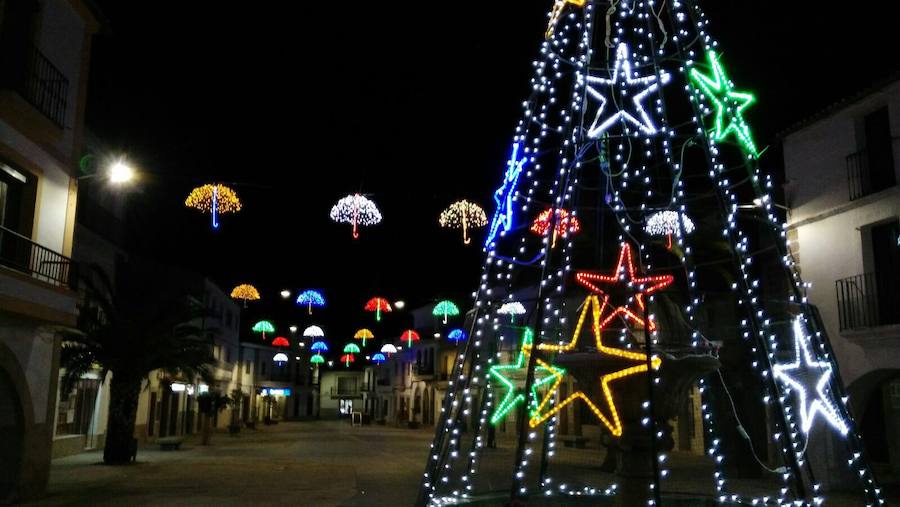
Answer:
top-left (848, 369), bottom-right (900, 422)
top-left (0, 341), bottom-right (32, 502)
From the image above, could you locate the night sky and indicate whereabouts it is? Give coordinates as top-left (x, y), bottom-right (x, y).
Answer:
top-left (84, 1), bottom-right (898, 333)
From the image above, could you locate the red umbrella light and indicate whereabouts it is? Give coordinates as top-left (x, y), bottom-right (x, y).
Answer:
top-left (401, 329), bottom-right (420, 347)
top-left (364, 297), bottom-right (393, 322)
top-left (530, 208), bottom-right (581, 247)
top-left (340, 354), bottom-right (355, 367)
top-left (271, 337), bottom-right (290, 347)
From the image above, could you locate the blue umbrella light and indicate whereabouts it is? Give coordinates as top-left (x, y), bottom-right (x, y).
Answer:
top-left (296, 289), bottom-right (326, 315)
top-left (448, 328), bottom-right (467, 342)
top-left (310, 341), bottom-right (329, 353)
top-left (371, 353), bottom-right (386, 365)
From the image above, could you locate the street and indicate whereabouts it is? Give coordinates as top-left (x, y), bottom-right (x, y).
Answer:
top-left (29, 422), bottom-right (432, 507)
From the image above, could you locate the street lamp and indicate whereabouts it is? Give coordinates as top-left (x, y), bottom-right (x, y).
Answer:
top-left (280, 289), bottom-right (291, 299)
top-left (108, 160), bottom-right (135, 184)
top-left (394, 300), bottom-right (405, 310)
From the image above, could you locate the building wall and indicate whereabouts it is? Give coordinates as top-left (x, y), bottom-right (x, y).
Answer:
top-left (784, 79), bottom-right (900, 389)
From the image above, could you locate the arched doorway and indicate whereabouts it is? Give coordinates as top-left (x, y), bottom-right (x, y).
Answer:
top-left (850, 369), bottom-right (900, 482)
top-left (423, 389), bottom-right (431, 425)
top-left (0, 366), bottom-right (24, 501)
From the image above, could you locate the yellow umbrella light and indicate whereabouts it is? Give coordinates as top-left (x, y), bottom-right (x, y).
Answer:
top-left (354, 328), bottom-right (374, 347)
top-left (230, 284), bottom-right (260, 307)
top-left (185, 183), bottom-right (242, 229)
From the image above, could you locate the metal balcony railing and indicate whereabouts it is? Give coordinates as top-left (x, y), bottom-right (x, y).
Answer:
top-left (835, 272), bottom-right (899, 330)
top-left (330, 386), bottom-right (360, 397)
top-left (847, 150), bottom-right (872, 201)
top-left (0, 225), bottom-right (72, 287)
top-left (1, 42), bottom-right (69, 128)
top-left (847, 147), bottom-right (897, 201)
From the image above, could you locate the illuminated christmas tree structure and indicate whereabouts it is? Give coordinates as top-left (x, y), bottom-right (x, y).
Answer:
top-left (417, 1), bottom-right (881, 506)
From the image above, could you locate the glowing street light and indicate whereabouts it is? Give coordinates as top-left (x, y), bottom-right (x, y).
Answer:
top-left (280, 289), bottom-right (291, 299)
top-left (108, 160), bottom-right (135, 184)
top-left (394, 300), bottom-right (406, 310)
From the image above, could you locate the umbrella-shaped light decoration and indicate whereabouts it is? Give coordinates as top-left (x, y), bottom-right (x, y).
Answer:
top-left (364, 297), bottom-right (392, 322)
top-left (329, 193), bottom-right (383, 239)
top-left (340, 354), bottom-right (355, 367)
top-left (310, 341), bottom-right (329, 353)
top-left (432, 300), bottom-right (460, 324)
top-left (400, 330), bottom-right (420, 347)
top-left (184, 183), bottom-right (242, 230)
top-left (498, 301), bottom-right (527, 323)
top-left (230, 284), bottom-right (260, 308)
top-left (439, 199), bottom-right (488, 245)
top-left (273, 352), bottom-right (289, 367)
top-left (303, 325), bottom-right (325, 339)
top-left (447, 328), bottom-right (467, 342)
top-left (271, 336), bottom-right (290, 348)
top-left (343, 343), bottom-right (361, 355)
top-left (354, 328), bottom-right (374, 347)
top-left (380, 343), bottom-right (398, 357)
top-left (371, 353), bottom-right (386, 365)
top-left (310, 353), bottom-right (325, 365)
top-left (296, 290), bottom-right (326, 315)
top-left (645, 210), bottom-right (695, 249)
top-left (530, 207), bottom-right (581, 247)
top-left (252, 320), bottom-right (275, 340)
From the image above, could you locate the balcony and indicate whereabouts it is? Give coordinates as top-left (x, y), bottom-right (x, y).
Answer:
top-left (1, 42), bottom-right (69, 128)
top-left (0, 225), bottom-right (72, 287)
top-left (836, 272), bottom-right (900, 331)
top-left (330, 386), bottom-right (361, 398)
top-left (846, 147), bottom-right (896, 201)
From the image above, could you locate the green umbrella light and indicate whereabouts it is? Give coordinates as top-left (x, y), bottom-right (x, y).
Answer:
top-left (432, 300), bottom-right (460, 324)
top-left (252, 320), bottom-right (275, 340)
top-left (343, 343), bottom-right (361, 354)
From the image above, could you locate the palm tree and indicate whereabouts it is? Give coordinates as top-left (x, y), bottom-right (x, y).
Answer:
top-left (60, 261), bottom-right (216, 465)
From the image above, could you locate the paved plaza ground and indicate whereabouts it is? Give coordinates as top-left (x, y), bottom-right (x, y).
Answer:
top-left (25, 421), bottom-right (897, 506)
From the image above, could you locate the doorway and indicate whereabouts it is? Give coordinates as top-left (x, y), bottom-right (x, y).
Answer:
top-left (0, 367), bottom-right (23, 501)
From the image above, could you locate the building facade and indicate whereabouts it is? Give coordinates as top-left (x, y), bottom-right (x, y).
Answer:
top-left (783, 77), bottom-right (900, 480)
top-left (0, 0), bottom-right (98, 501)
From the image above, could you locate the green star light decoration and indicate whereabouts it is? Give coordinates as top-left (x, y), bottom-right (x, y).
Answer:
top-left (489, 327), bottom-right (566, 426)
top-left (689, 50), bottom-right (759, 158)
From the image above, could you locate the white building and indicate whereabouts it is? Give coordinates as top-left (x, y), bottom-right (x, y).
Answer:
top-left (782, 77), bottom-right (900, 479)
top-left (0, 0), bottom-right (99, 501)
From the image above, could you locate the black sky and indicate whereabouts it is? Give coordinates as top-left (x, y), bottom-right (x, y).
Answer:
top-left (84, 1), bottom-right (898, 332)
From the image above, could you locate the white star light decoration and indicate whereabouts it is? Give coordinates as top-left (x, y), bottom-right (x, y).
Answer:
top-left (774, 317), bottom-right (849, 437)
top-left (582, 43), bottom-right (670, 139)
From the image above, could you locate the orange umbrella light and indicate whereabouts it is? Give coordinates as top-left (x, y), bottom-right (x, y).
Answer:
top-left (340, 354), bottom-right (355, 367)
top-left (439, 199), bottom-right (488, 245)
top-left (354, 328), bottom-right (374, 347)
top-left (400, 329), bottom-right (420, 347)
top-left (230, 284), bottom-right (260, 307)
top-left (271, 336), bottom-right (290, 347)
top-left (530, 207), bottom-right (581, 247)
top-left (185, 183), bottom-right (242, 230)
top-left (365, 297), bottom-right (392, 322)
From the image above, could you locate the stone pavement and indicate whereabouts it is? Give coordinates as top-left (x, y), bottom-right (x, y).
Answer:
top-left (28, 421), bottom-right (433, 507)
top-left (25, 421), bottom-right (896, 506)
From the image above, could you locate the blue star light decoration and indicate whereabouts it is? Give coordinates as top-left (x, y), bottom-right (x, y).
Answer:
top-left (773, 317), bottom-right (849, 437)
top-left (485, 142), bottom-right (528, 248)
top-left (582, 43), bottom-right (671, 139)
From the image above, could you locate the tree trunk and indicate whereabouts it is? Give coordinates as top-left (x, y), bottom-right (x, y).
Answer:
top-left (103, 373), bottom-right (142, 465)
top-left (201, 414), bottom-right (211, 445)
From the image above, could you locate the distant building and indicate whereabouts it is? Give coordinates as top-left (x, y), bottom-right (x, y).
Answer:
top-left (0, 0), bottom-right (99, 501)
top-left (782, 77), bottom-right (900, 480)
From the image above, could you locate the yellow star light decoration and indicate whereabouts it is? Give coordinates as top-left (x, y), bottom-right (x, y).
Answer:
top-left (546, 0), bottom-right (586, 39)
top-left (526, 294), bottom-right (662, 436)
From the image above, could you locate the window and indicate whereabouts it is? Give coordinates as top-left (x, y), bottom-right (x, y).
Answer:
top-left (863, 107), bottom-right (896, 194)
top-left (337, 376), bottom-right (356, 394)
top-left (55, 378), bottom-right (100, 436)
top-left (871, 220), bottom-right (900, 326)
top-left (0, 160), bottom-right (37, 266)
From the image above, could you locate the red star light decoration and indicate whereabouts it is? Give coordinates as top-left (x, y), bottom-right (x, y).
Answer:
top-left (574, 243), bottom-right (673, 332)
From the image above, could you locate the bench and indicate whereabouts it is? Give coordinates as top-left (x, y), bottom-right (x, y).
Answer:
top-left (560, 436), bottom-right (588, 449)
top-left (157, 437), bottom-right (183, 451)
